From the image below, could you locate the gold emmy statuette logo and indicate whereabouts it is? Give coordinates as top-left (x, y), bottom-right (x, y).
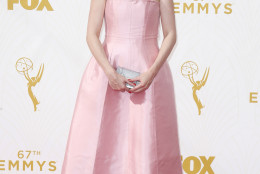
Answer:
top-left (181, 61), bottom-right (210, 115)
top-left (15, 57), bottom-right (44, 111)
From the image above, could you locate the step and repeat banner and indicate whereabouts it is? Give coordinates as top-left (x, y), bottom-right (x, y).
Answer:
top-left (0, 0), bottom-right (259, 173)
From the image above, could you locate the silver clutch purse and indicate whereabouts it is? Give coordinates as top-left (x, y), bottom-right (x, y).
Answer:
top-left (116, 66), bottom-right (141, 89)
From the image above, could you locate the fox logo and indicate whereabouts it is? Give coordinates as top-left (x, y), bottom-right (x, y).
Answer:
top-left (8, 0), bottom-right (54, 11)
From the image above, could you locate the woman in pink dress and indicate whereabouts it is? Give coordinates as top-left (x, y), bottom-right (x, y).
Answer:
top-left (61, 0), bottom-right (182, 173)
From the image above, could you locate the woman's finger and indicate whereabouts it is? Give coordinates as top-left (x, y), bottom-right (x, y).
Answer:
top-left (129, 83), bottom-right (144, 92)
top-left (125, 78), bottom-right (136, 86)
top-left (133, 87), bottom-right (147, 93)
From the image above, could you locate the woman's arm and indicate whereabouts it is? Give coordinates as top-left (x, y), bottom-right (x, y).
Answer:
top-left (86, 0), bottom-right (115, 78)
top-left (148, 0), bottom-right (177, 77)
top-left (129, 0), bottom-right (177, 93)
top-left (86, 0), bottom-right (135, 92)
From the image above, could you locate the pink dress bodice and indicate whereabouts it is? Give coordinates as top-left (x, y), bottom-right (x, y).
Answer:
top-left (102, 0), bottom-right (161, 72)
top-left (104, 0), bottom-right (160, 39)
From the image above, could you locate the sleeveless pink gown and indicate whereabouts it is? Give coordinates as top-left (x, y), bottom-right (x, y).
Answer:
top-left (61, 0), bottom-right (183, 173)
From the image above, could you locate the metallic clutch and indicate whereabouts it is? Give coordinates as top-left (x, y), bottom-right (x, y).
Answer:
top-left (116, 66), bottom-right (141, 89)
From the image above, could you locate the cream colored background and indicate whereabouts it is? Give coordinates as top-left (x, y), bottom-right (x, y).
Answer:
top-left (0, 0), bottom-right (260, 173)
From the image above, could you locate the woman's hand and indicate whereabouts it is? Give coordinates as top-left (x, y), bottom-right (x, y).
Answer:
top-left (128, 69), bottom-right (157, 93)
top-left (107, 71), bottom-right (136, 92)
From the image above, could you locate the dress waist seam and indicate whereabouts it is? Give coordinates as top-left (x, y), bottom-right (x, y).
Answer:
top-left (105, 34), bottom-right (158, 39)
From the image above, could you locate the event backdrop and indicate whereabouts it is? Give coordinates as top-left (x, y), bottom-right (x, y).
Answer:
top-left (0, 0), bottom-right (260, 173)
